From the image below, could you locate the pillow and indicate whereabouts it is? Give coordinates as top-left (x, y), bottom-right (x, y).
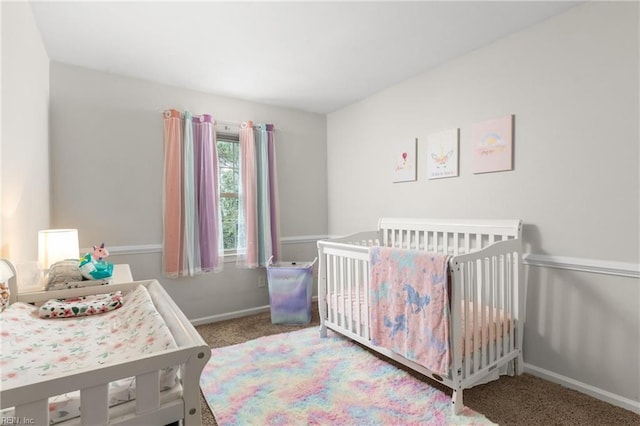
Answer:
top-left (0, 281), bottom-right (9, 312)
top-left (39, 291), bottom-right (123, 319)
top-left (45, 260), bottom-right (84, 289)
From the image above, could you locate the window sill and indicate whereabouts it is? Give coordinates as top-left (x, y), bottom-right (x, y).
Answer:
top-left (222, 252), bottom-right (238, 263)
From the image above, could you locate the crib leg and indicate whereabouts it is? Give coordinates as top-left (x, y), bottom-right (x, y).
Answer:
top-left (319, 323), bottom-right (327, 338)
top-left (318, 287), bottom-right (328, 338)
top-left (515, 350), bottom-right (525, 375)
top-left (451, 388), bottom-right (464, 416)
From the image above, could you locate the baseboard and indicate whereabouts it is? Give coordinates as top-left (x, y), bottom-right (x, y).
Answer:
top-left (190, 305), bottom-right (271, 326)
top-left (524, 363), bottom-right (640, 414)
top-left (190, 296), bottom-right (319, 327)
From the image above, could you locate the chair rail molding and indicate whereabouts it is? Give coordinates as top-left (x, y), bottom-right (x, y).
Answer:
top-left (523, 253), bottom-right (639, 279)
top-left (96, 242), bottom-right (640, 279)
top-left (87, 235), bottom-right (329, 257)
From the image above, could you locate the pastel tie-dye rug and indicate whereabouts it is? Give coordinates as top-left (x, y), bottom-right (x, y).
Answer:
top-left (200, 327), bottom-right (495, 425)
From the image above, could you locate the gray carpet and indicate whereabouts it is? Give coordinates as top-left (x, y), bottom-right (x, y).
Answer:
top-left (196, 305), bottom-right (639, 425)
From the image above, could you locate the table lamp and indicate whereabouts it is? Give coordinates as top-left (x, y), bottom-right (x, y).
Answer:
top-left (38, 229), bottom-right (80, 271)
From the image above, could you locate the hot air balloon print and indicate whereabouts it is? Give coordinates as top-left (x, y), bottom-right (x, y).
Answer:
top-left (392, 139), bottom-right (417, 183)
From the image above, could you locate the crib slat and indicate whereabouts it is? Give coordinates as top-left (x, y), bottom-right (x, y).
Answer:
top-left (339, 256), bottom-right (346, 328)
top-left (509, 253), bottom-right (516, 353)
top-left (480, 258), bottom-right (486, 370)
top-left (443, 232), bottom-right (449, 255)
top-left (81, 383), bottom-right (109, 424)
top-left (488, 256), bottom-right (496, 364)
top-left (502, 253), bottom-right (508, 356)
top-left (497, 254), bottom-right (505, 357)
top-left (326, 255), bottom-right (332, 324)
top-left (355, 258), bottom-right (361, 336)
top-left (509, 253), bottom-right (515, 352)
top-left (329, 256), bottom-right (340, 323)
top-left (346, 257), bottom-right (354, 332)
top-left (464, 261), bottom-right (472, 378)
top-left (473, 259), bottom-right (481, 373)
top-left (363, 258), bottom-right (371, 341)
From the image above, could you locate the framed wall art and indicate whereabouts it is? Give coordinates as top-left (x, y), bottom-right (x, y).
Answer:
top-left (471, 114), bottom-right (514, 174)
top-left (392, 138), bottom-right (417, 183)
top-left (426, 128), bottom-right (459, 179)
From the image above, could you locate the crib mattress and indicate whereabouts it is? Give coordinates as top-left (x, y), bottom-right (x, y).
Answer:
top-left (328, 293), bottom-right (511, 352)
top-left (0, 285), bottom-right (179, 424)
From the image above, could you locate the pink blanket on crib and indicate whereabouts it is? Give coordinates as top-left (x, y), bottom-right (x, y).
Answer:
top-left (369, 246), bottom-right (451, 375)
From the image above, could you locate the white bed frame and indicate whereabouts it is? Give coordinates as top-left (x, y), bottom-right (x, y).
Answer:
top-left (317, 218), bottom-right (524, 415)
top-left (0, 260), bottom-right (210, 426)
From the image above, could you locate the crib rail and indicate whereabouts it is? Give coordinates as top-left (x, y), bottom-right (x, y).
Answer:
top-left (379, 218), bottom-right (521, 255)
top-left (450, 239), bottom-right (523, 388)
top-left (318, 236), bottom-right (374, 341)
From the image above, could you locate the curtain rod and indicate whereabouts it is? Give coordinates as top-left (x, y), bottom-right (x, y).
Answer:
top-left (162, 110), bottom-right (276, 131)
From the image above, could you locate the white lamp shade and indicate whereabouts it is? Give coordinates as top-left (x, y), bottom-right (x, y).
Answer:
top-left (38, 229), bottom-right (80, 270)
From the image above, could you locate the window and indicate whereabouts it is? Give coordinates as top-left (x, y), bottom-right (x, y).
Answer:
top-left (217, 133), bottom-right (240, 253)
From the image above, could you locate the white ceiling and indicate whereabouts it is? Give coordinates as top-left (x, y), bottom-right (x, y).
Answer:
top-left (30, 1), bottom-right (580, 114)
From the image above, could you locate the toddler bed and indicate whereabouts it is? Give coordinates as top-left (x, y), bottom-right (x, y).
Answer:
top-left (0, 260), bottom-right (210, 425)
top-left (317, 218), bottom-right (524, 415)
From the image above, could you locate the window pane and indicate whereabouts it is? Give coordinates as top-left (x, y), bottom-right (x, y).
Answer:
top-left (217, 137), bottom-right (240, 252)
top-left (220, 168), bottom-right (236, 193)
top-left (221, 197), bottom-right (238, 250)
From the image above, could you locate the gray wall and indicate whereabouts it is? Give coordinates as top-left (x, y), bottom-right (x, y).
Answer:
top-left (49, 63), bottom-right (327, 322)
top-left (326, 2), bottom-right (639, 407)
top-left (0, 1), bottom-right (50, 283)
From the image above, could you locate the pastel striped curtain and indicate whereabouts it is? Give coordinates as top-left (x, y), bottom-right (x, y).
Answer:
top-left (163, 109), bottom-right (223, 277)
top-left (237, 121), bottom-right (280, 268)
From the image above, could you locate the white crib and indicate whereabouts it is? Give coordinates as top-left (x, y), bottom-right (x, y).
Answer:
top-left (317, 218), bottom-right (524, 415)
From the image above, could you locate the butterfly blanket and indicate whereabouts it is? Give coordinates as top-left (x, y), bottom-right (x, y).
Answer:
top-left (369, 246), bottom-right (451, 375)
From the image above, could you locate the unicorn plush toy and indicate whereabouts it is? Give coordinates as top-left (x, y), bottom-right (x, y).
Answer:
top-left (92, 243), bottom-right (109, 261)
top-left (79, 243), bottom-right (113, 280)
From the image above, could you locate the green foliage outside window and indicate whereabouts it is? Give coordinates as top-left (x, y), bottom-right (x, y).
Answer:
top-left (217, 136), bottom-right (240, 251)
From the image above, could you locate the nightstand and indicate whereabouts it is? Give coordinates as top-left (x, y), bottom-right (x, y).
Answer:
top-left (16, 264), bottom-right (136, 304)
top-left (112, 264), bottom-right (133, 283)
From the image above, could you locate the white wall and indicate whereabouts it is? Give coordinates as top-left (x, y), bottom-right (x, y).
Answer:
top-left (0, 1), bottom-right (50, 281)
top-left (7, 0), bottom-right (639, 410)
top-left (327, 2), bottom-right (639, 408)
top-left (49, 63), bottom-right (327, 322)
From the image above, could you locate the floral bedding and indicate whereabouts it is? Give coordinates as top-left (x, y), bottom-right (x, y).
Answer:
top-left (0, 285), bottom-right (179, 424)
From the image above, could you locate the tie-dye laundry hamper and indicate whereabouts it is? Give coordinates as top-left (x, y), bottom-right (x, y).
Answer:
top-left (266, 258), bottom-right (317, 324)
